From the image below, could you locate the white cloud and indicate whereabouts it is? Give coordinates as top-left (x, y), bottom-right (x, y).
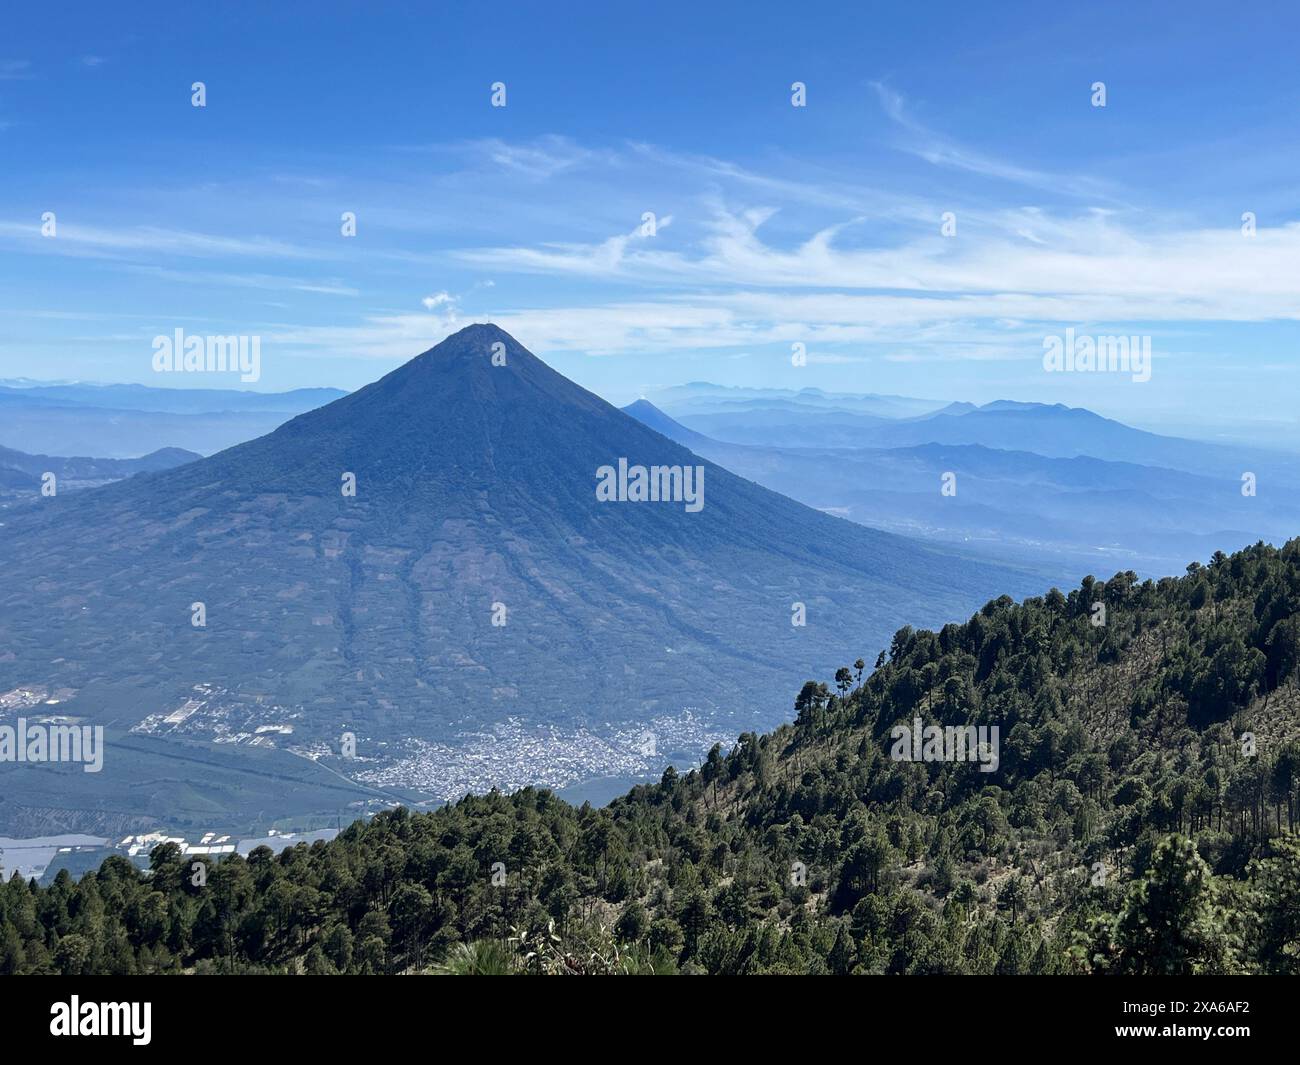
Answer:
top-left (457, 213), bottom-right (676, 279)
top-left (448, 199), bottom-right (1300, 326)
top-left (870, 82), bottom-right (1117, 200)
top-left (123, 264), bottom-right (359, 296)
top-left (0, 220), bottom-right (328, 261)
top-left (10, 131), bottom-right (1297, 378)
top-left (480, 136), bottom-right (599, 179)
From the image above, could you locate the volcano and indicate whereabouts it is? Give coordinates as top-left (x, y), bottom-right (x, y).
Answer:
top-left (0, 325), bottom-right (1041, 812)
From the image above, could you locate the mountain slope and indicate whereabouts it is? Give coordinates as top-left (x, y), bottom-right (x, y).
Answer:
top-left (0, 325), bottom-right (1043, 819)
top-left (8, 538), bottom-right (1300, 975)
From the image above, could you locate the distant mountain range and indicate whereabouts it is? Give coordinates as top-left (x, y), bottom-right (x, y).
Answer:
top-left (624, 400), bottom-right (1300, 579)
top-left (0, 325), bottom-right (1043, 836)
top-left (0, 443), bottom-right (199, 497)
top-left (0, 381), bottom-right (347, 413)
top-left (660, 392), bottom-right (1300, 477)
top-left (647, 382), bottom-right (947, 420)
top-left (0, 382), bottom-right (346, 458)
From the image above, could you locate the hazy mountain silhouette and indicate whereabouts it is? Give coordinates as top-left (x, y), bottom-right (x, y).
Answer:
top-left (0, 325), bottom-right (1044, 804)
top-left (0, 381), bottom-right (346, 414)
top-left (648, 381), bottom-right (943, 419)
top-left (623, 399), bottom-right (1294, 579)
top-left (0, 443), bottom-right (200, 482)
top-left (0, 384), bottom-right (344, 458)
top-left (0, 466), bottom-right (38, 493)
top-left (672, 398), bottom-right (1300, 481)
top-left (620, 399), bottom-right (716, 449)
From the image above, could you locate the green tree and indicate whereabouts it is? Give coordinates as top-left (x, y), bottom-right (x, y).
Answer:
top-left (1109, 835), bottom-right (1234, 974)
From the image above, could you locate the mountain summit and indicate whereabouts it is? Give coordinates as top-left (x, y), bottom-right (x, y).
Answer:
top-left (0, 325), bottom-right (1041, 816)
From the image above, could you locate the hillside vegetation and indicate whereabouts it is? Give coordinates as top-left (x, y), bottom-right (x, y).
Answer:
top-left (6, 539), bottom-right (1300, 975)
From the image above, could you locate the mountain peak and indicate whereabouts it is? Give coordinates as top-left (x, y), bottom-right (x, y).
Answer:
top-left (436, 320), bottom-right (516, 347)
top-left (621, 398), bottom-right (714, 448)
top-left (320, 321), bottom-right (588, 430)
top-left (406, 322), bottom-right (529, 368)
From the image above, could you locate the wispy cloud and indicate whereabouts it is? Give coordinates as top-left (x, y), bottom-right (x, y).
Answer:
top-left (870, 82), bottom-right (1117, 200)
top-left (457, 213), bottom-right (675, 278)
top-left (393, 134), bottom-right (613, 180)
top-left (8, 130), bottom-right (1297, 384)
top-left (480, 136), bottom-right (598, 179)
top-left (0, 221), bottom-right (328, 261)
top-left (123, 264), bottom-right (359, 296)
top-left (449, 194), bottom-right (1300, 325)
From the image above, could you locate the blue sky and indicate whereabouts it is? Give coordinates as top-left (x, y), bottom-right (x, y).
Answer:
top-left (2, 0), bottom-right (1299, 439)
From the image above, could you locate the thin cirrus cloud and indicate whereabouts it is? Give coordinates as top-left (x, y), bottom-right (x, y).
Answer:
top-left (456, 213), bottom-right (676, 279)
top-left (122, 264), bottom-right (360, 297)
top-left (450, 199), bottom-right (1300, 324)
top-left (224, 126), bottom-right (1300, 369)
top-left (0, 220), bottom-right (329, 261)
top-left (254, 292), bottom-right (1110, 364)
top-left (869, 82), bottom-right (1121, 201)
top-left (5, 119), bottom-right (1297, 381)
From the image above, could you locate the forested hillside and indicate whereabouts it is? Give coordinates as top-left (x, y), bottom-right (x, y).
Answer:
top-left (6, 539), bottom-right (1300, 975)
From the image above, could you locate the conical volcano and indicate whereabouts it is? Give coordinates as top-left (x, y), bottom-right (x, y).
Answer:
top-left (0, 324), bottom-right (1041, 808)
